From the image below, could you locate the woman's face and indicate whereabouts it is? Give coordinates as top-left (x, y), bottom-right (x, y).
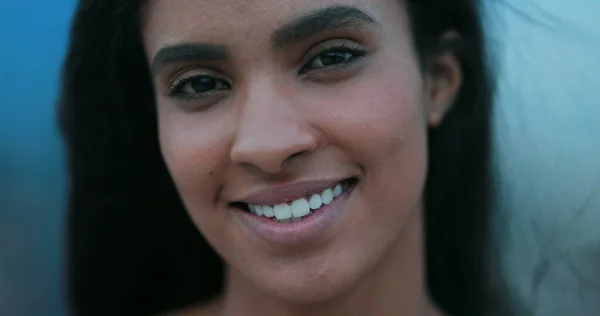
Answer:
top-left (142, 0), bottom-right (458, 304)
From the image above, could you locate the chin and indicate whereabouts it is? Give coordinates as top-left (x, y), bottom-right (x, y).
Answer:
top-left (260, 267), bottom-right (357, 305)
top-left (235, 248), bottom-right (370, 306)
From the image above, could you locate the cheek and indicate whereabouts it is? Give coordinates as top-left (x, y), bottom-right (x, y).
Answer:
top-left (157, 110), bottom-right (243, 258)
top-left (313, 58), bottom-right (428, 224)
top-left (157, 109), bottom-right (231, 224)
top-left (288, 65), bottom-right (429, 293)
top-left (317, 59), bottom-right (428, 174)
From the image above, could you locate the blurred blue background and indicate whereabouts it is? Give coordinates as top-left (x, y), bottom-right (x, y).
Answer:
top-left (488, 1), bottom-right (600, 314)
top-left (0, 1), bottom-right (598, 315)
top-left (1, 1), bottom-right (75, 315)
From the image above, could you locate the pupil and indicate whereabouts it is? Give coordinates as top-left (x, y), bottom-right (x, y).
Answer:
top-left (322, 52), bottom-right (348, 66)
top-left (191, 77), bottom-right (216, 93)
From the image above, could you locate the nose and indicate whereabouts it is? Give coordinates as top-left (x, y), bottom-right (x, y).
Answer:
top-left (230, 83), bottom-right (318, 174)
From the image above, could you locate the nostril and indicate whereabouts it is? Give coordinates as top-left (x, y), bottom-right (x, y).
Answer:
top-left (287, 151), bottom-right (305, 161)
top-left (281, 150), bottom-right (308, 168)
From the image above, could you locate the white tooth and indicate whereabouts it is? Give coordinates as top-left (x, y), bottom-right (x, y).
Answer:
top-left (321, 188), bottom-right (334, 205)
top-left (248, 205), bottom-right (256, 213)
top-left (274, 204), bottom-right (292, 220)
top-left (254, 205), bottom-right (264, 216)
top-left (309, 194), bottom-right (322, 210)
top-left (291, 198), bottom-right (310, 217)
top-left (333, 184), bottom-right (343, 198)
top-left (262, 205), bottom-right (275, 218)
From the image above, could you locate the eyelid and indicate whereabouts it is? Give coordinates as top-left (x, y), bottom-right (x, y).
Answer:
top-left (166, 68), bottom-right (232, 99)
top-left (169, 67), bottom-right (224, 89)
top-left (300, 38), bottom-right (367, 63)
top-left (298, 39), bottom-right (368, 75)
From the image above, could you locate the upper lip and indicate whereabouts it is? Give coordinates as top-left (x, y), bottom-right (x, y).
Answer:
top-left (233, 178), bottom-right (349, 206)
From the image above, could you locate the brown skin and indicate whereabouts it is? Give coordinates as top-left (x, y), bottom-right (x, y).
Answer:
top-left (142, 0), bottom-right (461, 315)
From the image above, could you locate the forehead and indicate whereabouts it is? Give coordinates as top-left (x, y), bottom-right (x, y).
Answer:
top-left (141, 0), bottom-right (406, 54)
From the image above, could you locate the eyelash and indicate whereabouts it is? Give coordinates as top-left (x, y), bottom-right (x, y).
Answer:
top-left (299, 42), bottom-right (368, 75)
top-left (167, 69), bottom-right (231, 101)
top-left (167, 42), bottom-right (369, 100)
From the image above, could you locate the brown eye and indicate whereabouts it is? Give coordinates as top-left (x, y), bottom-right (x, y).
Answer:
top-left (311, 52), bottom-right (354, 68)
top-left (169, 75), bottom-right (231, 99)
top-left (300, 45), bottom-right (367, 75)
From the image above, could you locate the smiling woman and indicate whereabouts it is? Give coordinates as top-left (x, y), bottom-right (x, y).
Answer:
top-left (59, 0), bottom-right (504, 316)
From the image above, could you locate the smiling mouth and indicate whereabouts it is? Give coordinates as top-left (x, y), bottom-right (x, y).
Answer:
top-left (230, 178), bottom-right (358, 223)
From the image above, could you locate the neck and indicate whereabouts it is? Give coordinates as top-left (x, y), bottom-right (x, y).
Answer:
top-left (218, 209), bottom-right (443, 316)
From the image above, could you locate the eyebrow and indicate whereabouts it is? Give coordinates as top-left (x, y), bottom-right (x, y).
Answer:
top-left (271, 5), bottom-right (379, 49)
top-left (150, 5), bottom-right (378, 75)
top-left (151, 43), bottom-right (228, 74)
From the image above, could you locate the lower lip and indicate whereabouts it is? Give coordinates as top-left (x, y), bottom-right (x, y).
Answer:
top-left (237, 184), bottom-right (356, 248)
